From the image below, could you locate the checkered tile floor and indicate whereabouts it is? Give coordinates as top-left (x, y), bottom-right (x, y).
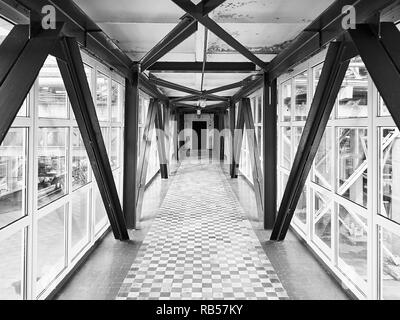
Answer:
top-left (116, 159), bottom-right (289, 300)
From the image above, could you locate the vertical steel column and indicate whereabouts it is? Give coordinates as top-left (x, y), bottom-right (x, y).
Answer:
top-left (58, 37), bottom-right (129, 240)
top-left (242, 98), bottom-right (264, 222)
top-left (263, 73), bottom-right (278, 229)
top-left (271, 42), bottom-right (351, 241)
top-left (155, 101), bottom-right (169, 179)
top-left (229, 102), bottom-right (236, 177)
top-left (232, 100), bottom-right (245, 178)
top-left (123, 64), bottom-right (140, 229)
top-left (219, 111), bottom-right (225, 161)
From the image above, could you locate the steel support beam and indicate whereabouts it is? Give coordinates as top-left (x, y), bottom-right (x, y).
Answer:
top-left (141, 18), bottom-right (198, 71)
top-left (263, 74), bottom-right (277, 229)
top-left (232, 100), bottom-right (245, 178)
top-left (123, 64), bottom-right (140, 229)
top-left (136, 99), bottom-right (158, 227)
top-left (229, 102), bottom-right (236, 178)
top-left (170, 0), bottom-right (267, 70)
top-left (148, 61), bottom-right (257, 73)
top-left (139, 73), bottom-right (168, 101)
top-left (271, 42), bottom-right (351, 241)
top-left (140, 0), bottom-right (225, 71)
top-left (348, 23), bottom-right (400, 130)
top-left (0, 25), bottom-right (62, 146)
top-left (155, 102), bottom-right (169, 179)
top-left (204, 81), bottom-right (244, 95)
top-left (265, 0), bottom-right (397, 80)
top-left (242, 98), bottom-right (264, 222)
top-left (232, 76), bottom-right (263, 104)
top-left (58, 37), bottom-right (129, 240)
top-left (150, 77), bottom-right (201, 95)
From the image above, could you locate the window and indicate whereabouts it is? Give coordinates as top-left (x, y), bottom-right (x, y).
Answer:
top-left (293, 71), bottom-right (308, 121)
top-left (38, 56), bottom-right (68, 119)
top-left (37, 128), bottom-right (68, 208)
top-left (71, 190), bottom-right (90, 257)
top-left (379, 128), bottom-right (400, 224)
top-left (337, 128), bottom-right (368, 208)
top-left (0, 230), bottom-right (24, 300)
top-left (111, 128), bottom-right (121, 169)
top-left (72, 128), bottom-right (90, 191)
top-left (281, 81), bottom-right (291, 122)
top-left (313, 190), bottom-right (332, 251)
top-left (36, 205), bottom-right (66, 295)
top-left (96, 72), bottom-right (109, 122)
top-left (313, 128), bottom-right (332, 190)
top-left (338, 203), bottom-right (368, 289)
top-left (111, 81), bottom-right (121, 122)
top-left (380, 227), bottom-right (400, 300)
top-left (281, 127), bottom-right (291, 170)
top-left (337, 57), bottom-right (368, 119)
top-left (94, 185), bottom-right (107, 232)
top-left (0, 128), bottom-right (27, 229)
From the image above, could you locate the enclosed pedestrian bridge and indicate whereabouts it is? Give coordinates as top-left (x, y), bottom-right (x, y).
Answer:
top-left (0, 0), bottom-right (400, 301)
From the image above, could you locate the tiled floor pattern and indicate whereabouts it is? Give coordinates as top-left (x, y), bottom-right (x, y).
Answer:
top-left (116, 159), bottom-right (289, 300)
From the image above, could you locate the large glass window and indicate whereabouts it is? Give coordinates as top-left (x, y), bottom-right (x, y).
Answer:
top-left (96, 72), bottom-right (109, 122)
top-left (0, 128), bottom-right (27, 229)
top-left (380, 128), bottom-right (400, 225)
top-left (338, 203), bottom-right (368, 288)
top-left (313, 190), bottom-right (332, 251)
top-left (294, 189), bottom-right (307, 229)
top-left (281, 127), bottom-right (291, 170)
top-left (38, 56), bottom-right (68, 119)
top-left (0, 230), bottom-right (24, 300)
top-left (94, 185), bottom-right (107, 232)
top-left (37, 128), bottom-right (68, 208)
top-left (111, 81), bottom-right (121, 122)
top-left (337, 57), bottom-right (368, 119)
top-left (293, 71), bottom-right (308, 121)
top-left (36, 205), bottom-right (66, 294)
top-left (313, 128), bottom-right (332, 190)
top-left (71, 190), bottom-right (90, 257)
top-left (72, 128), bottom-right (90, 191)
top-left (337, 128), bottom-right (368, 208)
top-left (380, 227), bottom-right (400, 300)
top-left (111, 128), bottom-right (121, 170)
top-left (281, 81), bottom-right (291, 122)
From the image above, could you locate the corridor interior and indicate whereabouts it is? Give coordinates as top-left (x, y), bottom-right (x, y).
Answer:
top-left (55, 156), bottom-right (349, 300)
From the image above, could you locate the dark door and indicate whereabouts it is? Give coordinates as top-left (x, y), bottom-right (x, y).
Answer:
top-left (192, 121), bottom-right (207, 153)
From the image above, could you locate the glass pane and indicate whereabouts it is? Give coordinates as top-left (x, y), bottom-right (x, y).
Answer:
top-left (313, 128), bottom-right (332, 190)
top-left (257, 96), bottom-right (262, 124)
top-left (281, 127), bottom-right (291, 170)
top-left (379, 96), bottom-right (390, 117)
top-left (37, 128), bottom-right (68, 208)
top-left (94, 185), bottom-right (107, 231)
top-left (0, 230), bottom-right (24, 300)
top-left (84, 64), bottom-right (93, 94)
top-left (17, 98), bottom-right (28, 117)
top-left (71, 189), bottom-right (89, 257)
top-left (256, 126), bottom-right (262, 155)
top-left (279, 173), bottom-right (289, 207)
top-left (338, 203), bottom-right (368, 286)
top-left (111, 81), bottom-right (121, 122)
top-left (281, 81), bottom-right (291, 122)
top-left (96, 72), bottom-right (109, 122)
top-left (72, 128), bottom-right (90, 191)
top-left (293, 127), bottom-right (303, 160)
top-left (38, 56), bottom-right (68, 119)
top-left (294, 188), bottom-right (307, 228)
top-left (337, 57), bottom-right (368, 119)
top-left (313, 190), bottom-right (332, 250)
top-left (293, 71), bottom-right (308, 121)
top-left (101, 127), bottom-right (110, 154)
top-left (36, 206), bottom-right (66, 294)
top-left (380, 128), bottom-right (400, 224)
top-left (338, 128), bottom-right (368, 208)
top-left (380, 227), bottom-right (400, 300)
top-left (0, 128), bottom-right (27, 229)
top-left (111, 128), bottom-right (121, 169)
